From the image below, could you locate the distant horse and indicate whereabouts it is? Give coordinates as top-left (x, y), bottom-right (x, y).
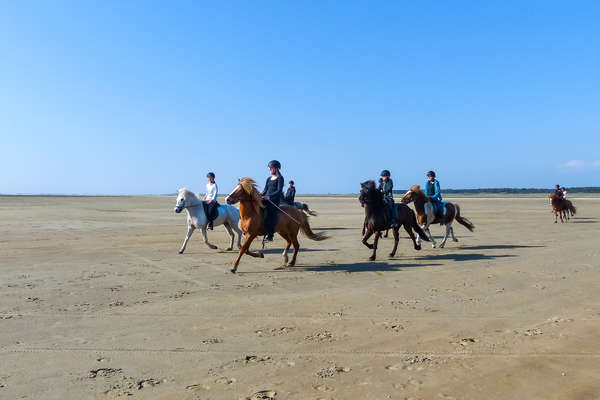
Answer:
top-left (548, 194), bottom-right (576, 223)
top-left (359, 180), bottom-right (430, 261)
top-left (282, 200), bottom-right (318, 216)
top-left (174, 188), bottom-right (243, 253)
top-left (401, 185), bottom-right (474, 248)
top-left (225, 178), bottom-right (328, 273)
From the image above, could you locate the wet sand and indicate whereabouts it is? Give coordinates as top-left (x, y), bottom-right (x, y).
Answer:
top-left (1, 196), bottom-right (599, 399)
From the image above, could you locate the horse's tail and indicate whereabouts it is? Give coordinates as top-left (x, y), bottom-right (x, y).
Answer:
top-left (454, 204), bottom-right (475, 232)
top-left (298, 211), bottom-right (328, 241)
top-left (569, 203), bottom-right (576, 215)
top-left (409, 208), bottom-right (430, 241)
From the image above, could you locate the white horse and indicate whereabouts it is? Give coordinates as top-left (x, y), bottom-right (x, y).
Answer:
top-left (174, 188), bottom-right (243, 253)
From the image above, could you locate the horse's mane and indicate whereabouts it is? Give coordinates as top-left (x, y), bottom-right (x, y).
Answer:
top-left (179, 188), bottom-right (201, 203)
top-left (360, 180), bottom-right (384, 206)
top-left (238, 177), bottom-right (264, 213)
top-left (410, 184), bottom-right (424, 196)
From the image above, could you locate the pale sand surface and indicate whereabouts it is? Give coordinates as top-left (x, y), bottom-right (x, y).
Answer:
top-left (1, 196), bottom-right (599, 399)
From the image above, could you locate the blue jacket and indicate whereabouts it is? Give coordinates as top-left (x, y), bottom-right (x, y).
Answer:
top-left (425, 179), bottom-right (442, 202)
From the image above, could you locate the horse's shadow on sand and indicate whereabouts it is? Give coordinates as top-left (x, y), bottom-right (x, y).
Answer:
top-left (570, 217), bottom-right (597, 224)
top-left (457, 244), bottom-right (544, 250)
top-left (259, 248), bottom-right (339, 254)
top-left (414, 253), bottom-right (517, 262)
top-left (298, 262), bottom-right (444, 273)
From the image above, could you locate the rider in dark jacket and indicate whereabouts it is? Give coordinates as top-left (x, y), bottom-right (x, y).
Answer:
top-left (282, 180), bottom-right (296, 205)
top-left (378, 170), bottom-right (398, 228)
top-left (261, 160), bottom-right (284, 241)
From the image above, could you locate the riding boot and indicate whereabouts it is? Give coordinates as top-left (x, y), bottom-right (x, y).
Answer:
top-left (208, 220), bottom-right (214, 230)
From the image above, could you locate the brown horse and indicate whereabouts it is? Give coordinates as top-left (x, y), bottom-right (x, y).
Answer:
top-left (401, 185), bottom-right (474, 248)
top-left (225, 178), bottom-right (328, 273)
top-left (549, 194), bottom-right (576, 223)
top-left (359, 180), bottom-right (430, 261)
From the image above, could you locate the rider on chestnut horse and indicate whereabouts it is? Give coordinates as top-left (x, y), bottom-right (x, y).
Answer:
top-left (425, 170), bottom-right (444, 219)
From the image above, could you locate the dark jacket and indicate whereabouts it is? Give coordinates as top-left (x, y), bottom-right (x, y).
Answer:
top-left (261, 174), bottom-right (285, 204)
top-left (378, 178), bottom-right (394, 201)
top-left (283, 186), bottom-right (296, 204)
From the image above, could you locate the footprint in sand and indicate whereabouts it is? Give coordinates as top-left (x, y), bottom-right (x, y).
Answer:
top-left (215, 376), bottom-right (236, 385)
top-left (248, 390), bottom-right (277, 400)
top-left (313, 384), bottom-right (335, 392)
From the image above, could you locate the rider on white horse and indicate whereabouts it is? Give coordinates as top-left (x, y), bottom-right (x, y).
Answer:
top-left (205, 172), bottom-right (218, 230)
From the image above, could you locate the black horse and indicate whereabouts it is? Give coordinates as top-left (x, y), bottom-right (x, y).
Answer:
top-left (359, 180), bottom-right (429, 261)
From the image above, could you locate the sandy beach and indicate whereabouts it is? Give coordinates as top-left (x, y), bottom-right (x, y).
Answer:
top-left (1, 195), bottom-right (599, 399)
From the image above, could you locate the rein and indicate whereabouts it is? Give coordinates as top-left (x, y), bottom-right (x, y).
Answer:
top-left (267, 198), bottom-right (302, 225)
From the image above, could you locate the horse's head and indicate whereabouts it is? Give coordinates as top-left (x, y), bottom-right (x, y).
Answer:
top-left (226, 178), bottom-right (263, 212)
top-left (400, 185), bottom-right (422, 204)
top-left (359, 180), bottom-right (379, 206)
top-left (174, 188), bottom-right (189, 213)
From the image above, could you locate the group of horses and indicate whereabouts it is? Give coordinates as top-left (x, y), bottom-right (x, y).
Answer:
top-left (174, 178), bottom-right (475, 273)
top-left (548, 194), bottom-right (577, 223)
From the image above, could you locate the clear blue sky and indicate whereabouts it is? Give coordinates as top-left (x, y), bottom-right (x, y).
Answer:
top-left (1, 1), bottom-right (599, 195)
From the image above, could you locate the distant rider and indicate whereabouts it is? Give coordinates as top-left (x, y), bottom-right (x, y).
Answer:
top-left (425, 170), bottom-right (443, 218)
top-left (261, 160), bottom-right (284, 242)
top-left (378, 170), bottom-right (397, 228)
top-left (204, 172), bottom-right (218, 230)
top-left (282, 180), bottom-right (296, 205)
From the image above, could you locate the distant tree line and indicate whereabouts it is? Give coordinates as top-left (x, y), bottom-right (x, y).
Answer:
top-left (393, 187), bottom-right (600, 194)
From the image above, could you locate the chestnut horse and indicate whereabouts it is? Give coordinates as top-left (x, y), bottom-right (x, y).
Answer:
top-left (548, 194), bottom-right (576, 223)
top-left (401, 185), bottom-right (474, 248)
top-left (225, 178), bottom-right (328, 273)
top-left (359, 180), bottom-right (429, 261)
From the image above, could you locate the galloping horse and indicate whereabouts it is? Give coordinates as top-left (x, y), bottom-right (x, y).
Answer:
top-left (225, 178), bottom-right (328, 273)
top-left (359, 180), bottom-right (430, 261)
top-left (174, 188), bottom-right (243, 253)
top-left (401, 185), bottom-right (474, 248)
top-left (548, 194), bottom-right (576, 223)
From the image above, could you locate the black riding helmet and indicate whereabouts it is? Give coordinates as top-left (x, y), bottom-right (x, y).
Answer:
top-left (426, 170), bottom-right (436, 178)
top-left (380, 170), bottom-right (391, 177)
top-left (206, 172), bottom-right (215, 179)
top-left (268, 160), bottom-right (281, 169)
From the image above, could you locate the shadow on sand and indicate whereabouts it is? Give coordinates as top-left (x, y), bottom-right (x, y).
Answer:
top-left (415, 253), bottom-right (517, 262)
top-left (299, 261), bottom-right (444, 273)
top-left (315, 227), bottom-right (360, 231)
top-left (259, 248), bottom-right (339, 254)
top-left (457, 244), bottom-right (544, 250)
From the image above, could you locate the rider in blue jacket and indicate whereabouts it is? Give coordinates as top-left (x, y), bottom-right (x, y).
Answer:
top-left (425, 170), bottom-right (443, 217)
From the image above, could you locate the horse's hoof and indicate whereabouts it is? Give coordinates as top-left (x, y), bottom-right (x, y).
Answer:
top-left (226, 247), bottom-right (233, 251)
top-left (210, 246), bottom-right (218, 250)
top-left (369, 256), bottom-right (376, 261)
top-left (415, 245), bottom-right (421, 250)
top-left (432, 244), bottom-right (436, 248)
top-left (230, 269), bottom-right (237, 274)
top-left (178, 250), bottom-right (184, 254)
top-left (388, 253), bottom-right (395, 258)
top-left (439, 244), bottom-right (445, 248)
top-left (259, 252), bottom-right (264, 258)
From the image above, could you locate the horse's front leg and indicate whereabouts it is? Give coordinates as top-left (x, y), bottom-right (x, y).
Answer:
top-left (201, 226), bottom-right (218, 249)
top-left (369, 231), bottom-right (381, 261)
top-left (232, 233), bottom-right (257, 273)
top-left (362, 229), bottom-right (374, 249)
top-left (404, 223), bottom-right (421, 251)
top-left (179, 225), bottom-right (195, 254)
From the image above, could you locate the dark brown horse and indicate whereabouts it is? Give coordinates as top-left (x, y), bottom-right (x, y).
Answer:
top-left (549, 194), bottom-right (576, 223)
top-left (401, 185), bottom-right (474, 248)
top-left (225, 178), bottom-right (328, 273)
top-left (359, 180), bottom-right (429, 261)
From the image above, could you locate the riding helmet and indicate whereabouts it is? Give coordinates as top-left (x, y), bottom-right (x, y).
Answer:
top-left (380, 169), bottom-right (391, 177)
top-left (426, 170), bottom-right (436, 178)
top-left (289, 180), bottom-right (295, 185)
top-left (206, 172), bottom-right (215, 179)
top-left (268, 160), bottom-right (281, 169)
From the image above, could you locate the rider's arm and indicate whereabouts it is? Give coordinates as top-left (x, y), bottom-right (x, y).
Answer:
top-left (433, 181), bottom-right (441, 198)
top-left (205, 184), bottom-right (217, 202)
